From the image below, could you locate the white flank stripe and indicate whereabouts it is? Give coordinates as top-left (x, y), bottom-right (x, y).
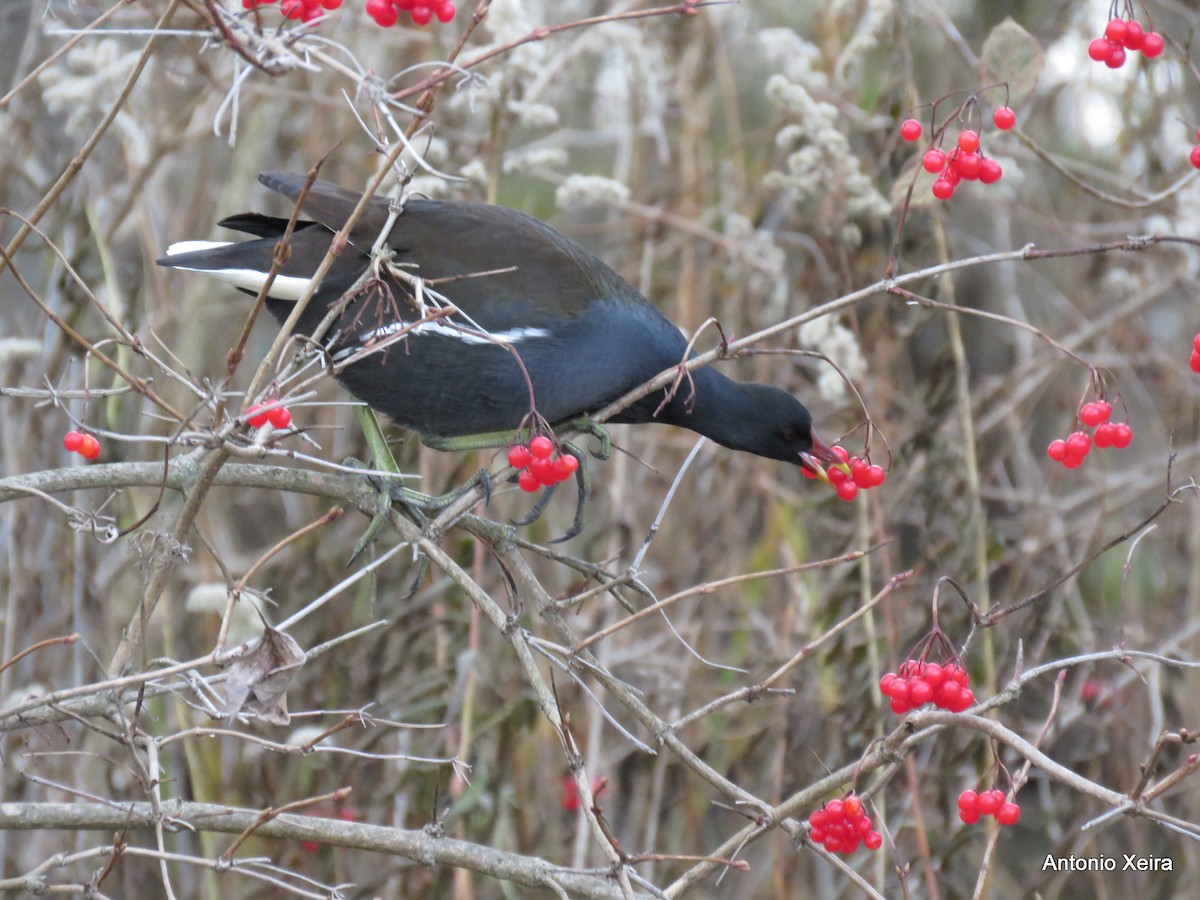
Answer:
top-left (364, 320), bottom-right (551, 346)
top-left (330, 321), bottom-right (551, 361)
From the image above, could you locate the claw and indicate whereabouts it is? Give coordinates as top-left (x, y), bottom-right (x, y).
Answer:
top-left (549, 443), bottom-right (588, 543)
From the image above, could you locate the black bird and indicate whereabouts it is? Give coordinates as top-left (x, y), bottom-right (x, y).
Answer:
top-left (158, 171), bottom-right (825, 476)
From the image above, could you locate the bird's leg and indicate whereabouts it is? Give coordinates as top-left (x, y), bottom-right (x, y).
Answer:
top-left (426, 428), bottom-right (599, 542)
top-left (554, 442), bottom-right (590, 542)
top-left (348, 404), bottom-right (414, 563)
top-left (511, 441), bottom-right (589, 542)
top-left (560, 417), bottom-right (613, 461)
top-left (347, 406), bottom-right (492, 563)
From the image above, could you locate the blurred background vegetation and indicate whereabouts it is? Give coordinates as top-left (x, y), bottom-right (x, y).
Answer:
top-left (2, 0), bottom-right (1200, 897)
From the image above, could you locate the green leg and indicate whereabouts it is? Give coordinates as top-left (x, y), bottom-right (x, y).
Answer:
top-left (351, 414), bottom-right (610, 555)
top-left (348, 405), bottom-right (492, 563)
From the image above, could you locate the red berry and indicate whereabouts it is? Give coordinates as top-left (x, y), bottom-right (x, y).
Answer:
top-left (1111, 423), bottom-right (1132, 449)
top-left (1141, 32), bottom-right (1164, 58)
top-left (517, 470), bottom-right (540, 492)
top-left (410, 4), bottom-right (432, 23)
top-left (1190, 146), bottom-right (1200, 170)
top-left (1194, 334), bottom-right (1200, 353)
top-left (1093, 423), bottom-right (1115, 448)
top-left (809, 809), bottom-right (827, 828)
top-left (843, 795), bottom-right (863, 818)
top-left (508, 445), bottom-right (532, 469)
top-left (81, 435), bottom-right (101, 461)
top-left (529, 456), bottom-right (556, 484)
top-left (1123, 20), bottom-right (1145, 50)
top-left (1088, 38), bottom-right (1112, 62)
top-left (932, 178), bottom-right (955, 200)
top-left (879, 673), bottom-right (898, 696)
top-left (831, 445), bottom-right (849, 463)
top-left (1106, 44), bottom-right (1127, 68)
top-left (1079, 401), bottom-right (1108, 427)
top-left (827, 465), bottom-right (847, 485)
top-left (1046, 439), bottom-right (1068, 462)
top-left (957, 790), bottom-right (980, 814)
top-left (1104, 18), bottom-right (1127, 44)
top-left (977, 789), bottom-right (1003, 815)
top-left (864, 830), bottom-right (883, 850)
top-left (993, 107), bottom-right (1016, 130)
top-left (825, 799), bottom-right (845, 820)
top-left (957, 130), bottom-right (980, 153)
top-left (889, 696), bottom-right (910, 714)
top-left (978, 158), bottom-right (1003, 184)
top-left (864, 465), bottom-right (886, 487)
top-left (960, 806), bottom-right (981, 824)
top-left (900, 118), bottom-right (922, 141)
top-left (529, 435), bottom-right (554, 459)
top-left (996, 801), bottom-right (1021, 826)
top-left (63, 431), bottom-right (84, 452)
top-left (1065, 431), bottom-right (1091, 457)
top-left (922, 148), bottom-right (946, 173)
top-left (1192, 350), bottom-right (1200, 373)
top-left (922, 663), bottom-right (945, 688)
top-left (945, 662), bottom-right (969, 686)
top-left (937, 681), bottom-right (962, 709)
top-left (558, 454), bottom-right (579, 474)
top-left (850, 460), bottom-right (871, 488)
top-left (951, 688), bottom-right (975, 712)
top-left (267, 406), bottom-right (291, 428)
top-left (435, 0), bottom-right (455, 22)
top-left (955, 151), bottom-right (982, 180)
top-left (909, 680), bottom-right (934, 706)
top-left (836, 481), bottom-right (859, 502)
top-left (366, 0), bottom-right (397, 25)
top-left (246, 404), bottom-right (270, 428)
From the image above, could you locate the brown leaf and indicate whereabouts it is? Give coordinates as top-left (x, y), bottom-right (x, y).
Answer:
top-left (980, 18), bottom-right (1044, 107)
top-left (224, 627), bottom-right (305, 726)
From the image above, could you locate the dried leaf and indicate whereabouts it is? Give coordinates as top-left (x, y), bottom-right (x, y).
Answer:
top-left (224, 627), bottom-right (305, 726)
top-left (980, 18), bottom-right (1044, 107)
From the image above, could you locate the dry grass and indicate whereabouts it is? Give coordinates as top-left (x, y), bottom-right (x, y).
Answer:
top-left (1, 1), bottom-right (1200, 897)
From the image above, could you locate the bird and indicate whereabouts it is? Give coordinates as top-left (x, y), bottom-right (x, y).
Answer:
top-left (157, 171), bottom-right (827, 495)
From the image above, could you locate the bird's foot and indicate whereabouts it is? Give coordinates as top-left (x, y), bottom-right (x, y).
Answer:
top-left (347, 461), bottom-right (493, 564)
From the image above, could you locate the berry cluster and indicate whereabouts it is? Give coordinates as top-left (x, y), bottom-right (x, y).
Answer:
top-left (366, 0), bottom-right (456, 26)
top-left (1087, 17), bottom-right (1164, 69)
top-left (1045, 400), bottom-right (1132, 468)
top-left (957, 789), bottom-right (1021, 827)
top-left (1191, 333), bottom-right (1200, 373)
top-left (802, 445), bottom-right (886, 502)
top-left (246, 402), bottom-right (293, 429)
top-left (916, 120), bottom-right (1011, 201)
top-left (243, 0), bottom-right (341, 24)
top-left (807, 796), bottom-right (883, 855)
top-left (63, 431), bottom-right (101, 461)
top-left (508, 435), bottom-right (579, 493)
top-left (879, 660), bottom-right (975, 714)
